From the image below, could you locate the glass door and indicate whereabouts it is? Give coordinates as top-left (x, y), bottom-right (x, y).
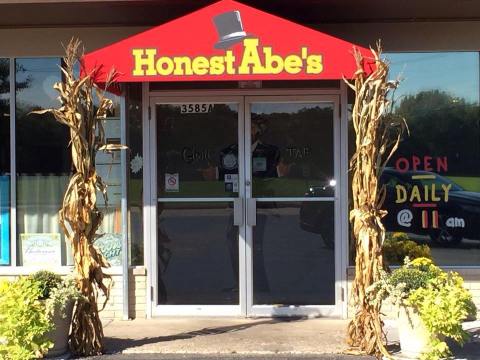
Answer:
top-left (149, 94), bottom-right (341, 317)
top-left (245, 96), bottom-right (341, 317)
top-left (150, 96), bottom-right (246, 316)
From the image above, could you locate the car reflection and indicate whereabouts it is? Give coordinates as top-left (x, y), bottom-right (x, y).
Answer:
top-left (300, 179), bottom-right (335, 248)
top-left (380, 168), bottom-right (480, 245)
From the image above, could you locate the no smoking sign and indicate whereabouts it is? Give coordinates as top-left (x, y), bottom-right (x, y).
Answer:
top-left (165, 173), bottom-right (179, 192)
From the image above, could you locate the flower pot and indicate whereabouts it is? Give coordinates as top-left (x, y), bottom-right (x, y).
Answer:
top-left (397, 305), bottom-right (432, 358)
top-left (45, 301), bottom-right (74, 358)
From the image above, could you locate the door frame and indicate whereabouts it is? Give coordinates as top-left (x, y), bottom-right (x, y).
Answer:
top-left (143, 86), bottom-right (349, 318)
top-left (244, 95), bottom-right (342, 317)
top-left (148, 95), bottom-right (245, 317)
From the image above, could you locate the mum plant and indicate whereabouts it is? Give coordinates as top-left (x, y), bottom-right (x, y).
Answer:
top-left (369, 257), bottom-right (476, 360)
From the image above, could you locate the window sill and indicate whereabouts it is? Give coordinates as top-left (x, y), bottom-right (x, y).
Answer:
top-left (0, 265), bottom-right (146, 276)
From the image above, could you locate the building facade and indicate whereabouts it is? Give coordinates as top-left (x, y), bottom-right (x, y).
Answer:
top-left (1, 0), bottom-right (480, 319)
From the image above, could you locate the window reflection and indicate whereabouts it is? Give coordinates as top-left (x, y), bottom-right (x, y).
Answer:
top-left (15, 58), bottom-right (70, 267)
top-left (254, 201), bottom-right (335, 305)
top-left (0, 59), bottom-right (10, 265)
top-left (350, 52), bottom-right (480, 266)
top-left (250, 103), bottom-right (334, 198)
top-left (157, 202), bottom-right (238, 305)
top-left (156, 103), bottom-right (239, 198)
top-left (15, 58), bottom-right (122, 267)
top-left (126, 83), bottom-right (144, 266)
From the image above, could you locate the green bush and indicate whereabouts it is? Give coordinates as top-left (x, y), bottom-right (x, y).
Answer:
top-left (370, 257), bottom-right (476, 360)
top-left (0, 277), bottom-right (53, 360)
top-left (29, 270), bottom-right (62, 300)
top-left (383, 232), bottom-right (432, 265)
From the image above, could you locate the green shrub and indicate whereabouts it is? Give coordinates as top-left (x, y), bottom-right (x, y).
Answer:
top-left (383, 232), bottom-right (432, 265)
top-left (370, 257), bottom-right (476, 360)
top-left (0, 277), bottom-right (53, 360)
top-left (29, 270), bottom-right (62, 300)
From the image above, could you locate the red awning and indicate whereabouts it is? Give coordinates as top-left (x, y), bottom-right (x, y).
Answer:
top-left (83, 0), bottom-right (373, 83)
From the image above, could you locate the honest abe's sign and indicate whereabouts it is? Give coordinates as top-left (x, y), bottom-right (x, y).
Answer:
top-left (83, 0), bottom-right (372, 83)
top-left (132, 39), bottom-right (323, 77)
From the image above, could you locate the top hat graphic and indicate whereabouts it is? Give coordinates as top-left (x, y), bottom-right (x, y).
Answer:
top-left (213, 10), bottom-right (252, 49)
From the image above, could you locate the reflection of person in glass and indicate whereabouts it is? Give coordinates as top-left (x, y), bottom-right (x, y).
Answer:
top-left (218, 117), bottom-right (292, 295)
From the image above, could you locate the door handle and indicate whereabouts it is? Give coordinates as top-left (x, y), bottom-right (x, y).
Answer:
top-left (246, 198), bottom-right (256, 226)
top-left (233, 198), bottom-right (243, 226)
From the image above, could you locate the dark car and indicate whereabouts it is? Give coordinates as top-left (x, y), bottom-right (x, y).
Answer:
top-left (299, 180), bottom-right (335, 248)
top-left (380, 168), bottom-right (480, 245)
top-left (300, 169), bottom-right (480, 246)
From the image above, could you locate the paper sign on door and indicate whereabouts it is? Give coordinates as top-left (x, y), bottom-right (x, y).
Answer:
top-left (165, 173), bottom-right (179, 192)
top-left (224, 174), bottom-right (239, 192)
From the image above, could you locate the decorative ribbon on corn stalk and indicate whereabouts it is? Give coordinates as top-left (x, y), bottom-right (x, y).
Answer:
top-left (33, 38), bottom-right (125, 356)
top-left (345, 44), bottom-right (406, 358)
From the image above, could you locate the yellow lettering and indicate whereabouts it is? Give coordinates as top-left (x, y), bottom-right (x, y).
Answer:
top-left (424, 185), bottom-right (429, 201)
top-left (132, 49), bottom-right (157, 76)
top-left (156, 57), bottom-right (174, 76)
top-left (173, 57), bottom-right (193, 75)
top-left (306, 53), bottom-right (323, 74)
top-left (224, 51), bottom-right (236, 75)
top-left (263, 47), bottom-right (283, 74)
top-left (192, 56), bottom-right (209, 75)
top-left (239, 39), bottom-right (264, 75)
top-left (210, 56), bottom-right (225, 75)
top-left (409, 185), bottom-right (421, 202)
top-left (284, 55), bottom-right (302, 74)
top-left (431, 184), bottom-right (441, 202)
top-left (441, 184), bottom-right (452, 202)
top-left (395, 185), bottom-right (407, 204)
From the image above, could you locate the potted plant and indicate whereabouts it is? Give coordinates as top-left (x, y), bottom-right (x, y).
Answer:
top-left (369, 257), bottom-right (477, 360)
top-left (29, 271), bottom-right (81, 358)
top-left (0, 276), bottom-right (53, 360)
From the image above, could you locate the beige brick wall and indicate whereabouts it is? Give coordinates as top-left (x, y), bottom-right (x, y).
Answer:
top-left (99, 267), bottom-right (147, 320)
top-left (0, 267), bottom-right (147, 320)
top-left (346, 268), bottom-right (480, 319)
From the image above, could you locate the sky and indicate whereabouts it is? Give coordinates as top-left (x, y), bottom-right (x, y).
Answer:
top-left (386, 52), bottom-right (479, 104)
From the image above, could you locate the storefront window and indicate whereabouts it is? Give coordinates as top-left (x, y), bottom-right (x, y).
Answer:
top-left (15, 58), bottom-right (70, 266)
top-left (126, 84), bottom-right (143, 266)
top-left (94, 92), bottom-right (123, 267)
top-left (15, 58), bottom-right (123, 267)
top-left (349, 52), bottom-right (480, 267)
top-left (0, 59), bottom-right (10, 265)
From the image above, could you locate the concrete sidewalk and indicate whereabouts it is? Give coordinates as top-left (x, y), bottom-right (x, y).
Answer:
top-left (101, 317), bottom-right (361, 356)
top-left (100, 317), bottom-right (480, 358)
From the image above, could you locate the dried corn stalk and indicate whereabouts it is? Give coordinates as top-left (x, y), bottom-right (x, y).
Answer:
top-left (34, 38), bottom-right (122, 356)
top-left (345, 44), bottom-right (405, 358)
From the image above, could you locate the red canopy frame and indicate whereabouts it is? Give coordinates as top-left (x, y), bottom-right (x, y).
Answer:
top-left (83, 0), bottom-right (373, 84)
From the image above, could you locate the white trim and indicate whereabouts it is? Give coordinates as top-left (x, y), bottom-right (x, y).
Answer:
top-left (158, 197), bottom-right (236, 202)
top-left (149, 95), bottom-right (244, 317)
top-left (0, 265), bottom-right (127, 276)
top-left (9, 58), bottom-right (16, 267)
top-left (120, 86), bottom-right (129, 320)
top-left (333, 94), bottom-right (343, 317)
top-left (255, 197), bottom-right (335, 202)
top-left (142, 82), bottom-right (153, 318)
top-left (339, 81), bottom-right (349, 319)
top-left (244, 99), bottom-right (253, 315)
top-left (152, 305), bottom-right (241, 317)
top-left (238, 98), bottom-right (247, 316)
top-left (244, 94), bottom-right (341, 317)
top-left (250, 305), bottom-right (338, 318)
top-left (146, 90), bottom-right (345, 318)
